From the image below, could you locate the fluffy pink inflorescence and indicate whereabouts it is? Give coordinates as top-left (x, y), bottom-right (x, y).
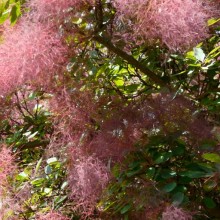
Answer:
top-left (86, 106), bottom-right (150, 161)
top-left (0, 196), bottom-right (21, 220)
top-left (0, 146), bottom-right (16, 189)
top-left (0, 20), bottom-right (67, 95)
top-left (68, 154), bottom-right (109, 217)
top-left (28, 0), bottom-right (95, 21)
top-left (114, 0), bottom-right (219, 51)
top-left (37, 211), bottom-right (70, 220)
top-left (85, 93), bottom-right (213, 162)
top-left (0, 147), bottom-right (19, 219)
top-left (162, 206), bottom-right (193, 220)
top-left (47, 88), bottom-right (94, 154)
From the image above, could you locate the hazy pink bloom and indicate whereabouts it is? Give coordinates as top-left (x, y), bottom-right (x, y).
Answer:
top-left (114, 0), bottom-right (220, 50)
top-left (0, 196), bottom-right (21, 220)
top-left (0, 147), bottom-right (16, 189)
top-left (162, 206), bottom-right (192, 220)
top-left (37, 211), bottom-right (70, 220)
top-left (0, 20), bottom-right (67, 95)
top-left (28, 0), bottom-right (95, 22)
top-left (0, 147), bottom-right (18, 219)
top-left (47, 88), bottom-right (92, 151)
top-left (68, 154), bottom-right (109, 217)
top-left (145, 93), bottom-right (213, 141)
top-left (86, 107), bottom-right (148, 161)
top-left (85, 93), bottom-right (213, 162)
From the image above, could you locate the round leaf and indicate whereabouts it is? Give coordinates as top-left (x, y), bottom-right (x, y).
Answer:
top-left (172, 192), bottom-right (184, 206)
top-left (45, 165), bottom-right (52, 175)
top-left (204, 197), bottom-right (216, 209)
top-left (163, 182), bottom-right (177, 193)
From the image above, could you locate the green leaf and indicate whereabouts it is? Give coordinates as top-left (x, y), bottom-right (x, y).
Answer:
top-left (193, 47), bottom-right (205, 62)
top-left (47, 157), bottom-right (58, 164)
top-left (204, 197), bottom-right (216, 209)
top-left (161, 169), bottom-right (177, 179)
top-left (179, 170), bottom-right (208, 178)
top-left (44, 187), bottom-right (52, 195)
top-left (34, 157), bottom-right (43, 175)
top-left (163, 182), bottom-right (177, 193)
top-left (207, 46), bottom-right (220, 57)
top-left (179, 176), bottom-right (192, 184)
top-left (173, 185), bottom-right (187, 193)
top-left (207, 18), bottom-right (220, 26)
top-left (120, 204), bottom-right (131, 214)
top-left (16, 171), bottom-right (29, 181)
top-left (186, 51), bottom-right (196, 60)
top-left (61, 181), bottom-right (68, 190)
top-left (114, 78), bottom-right (124, 87)
top-left (10, 5), bottom-right (17, 23)
top-left (172, 145), bottom-right (185, 156)
top-left (54, 195), bottom-right (68, 205)
top-left (27, 131), bottom-right (38, 140)
top-left (126, 169), bottom-right (141, 177)
top-left (203, 180), bottom-right (217, 192)
top-left (45, 165), bottom-right (52, 175)
top-left (4, 0), bottom-right (10, 10)
top-left (146, 167), bottom-right (155, 179)
top-left (31, 178), bottom-right (45, 186)
top-left (172, 192), bottom-right (184, 206)
top-left (154, 152), bottom-right (172, 164)
top-left (202, 153), bottom-right (220, 163)
top-left (124, 84), bottom-right (139, 93)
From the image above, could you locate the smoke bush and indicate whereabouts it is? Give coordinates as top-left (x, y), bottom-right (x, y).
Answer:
top-left (68, 154), bottom-right (109, 217)
top-left (0, 20), bottom-right (67, 95)
top-left (85, 93), bottom-right (212, 162)
top-left (86, 105), bottom-right (150, 161)
top-left (37, 211), bottom-right (70, 220)
top-left (47, 88), bottom-right (96, 153)
top-left (0, 195), bottom-right (21, 220)
top-left (0, 147), bottom-right (16, 189)
top-left (114, 0), bottom-right (219, 50)
top-left (0, 147), bottom-right (18, 219)
top-left (28, 0), bottom-right (95, 22)
top-left (145, 93), bottom-right (213, 141)
top-left (162, 206), bottom-right (193, 220)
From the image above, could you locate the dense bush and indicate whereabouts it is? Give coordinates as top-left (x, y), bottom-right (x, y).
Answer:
top-left (0, 0), bottom-right (220, 219)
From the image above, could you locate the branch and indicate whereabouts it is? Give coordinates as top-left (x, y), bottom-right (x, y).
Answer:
top-left (95, 0), bottom-right (103, 29)
top-left (93, 35), bottom-right (169, 88)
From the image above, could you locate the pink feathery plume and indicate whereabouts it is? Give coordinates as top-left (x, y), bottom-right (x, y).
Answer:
top-left (162, 206), bottom-right (193, 220)
top-left (68, 154), bottom-right (109, 217)
top-left (0, 147), bottom-right (18, 219)
top-left (27, 0), bottom-right (95, 21)
top-left (37, 211), bottom-right (70, 220)
top-left (0, 146), bottom-right (16, 190)
top-left (114, 0), bottom-right (220, 50)
top-left (0, 20), bottom-right (67, 95)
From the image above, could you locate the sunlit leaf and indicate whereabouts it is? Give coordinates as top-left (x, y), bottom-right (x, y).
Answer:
top-left (193, 47), bottom-right (205, 62)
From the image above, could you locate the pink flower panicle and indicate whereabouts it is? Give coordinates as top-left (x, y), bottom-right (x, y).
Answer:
top-left (162, 206), bottom-right (193, 220)
top-left (68, 154), bottom-right (109, 217)
top-left (0, 147), bottom-right (18, 219)
top-left (0, 196), bottom-right (20, 220)
top-left (28, 0), bottom-right (95, 22)
top-left (114, 0), bottom-right (220, 51)
top-left (86, 106), bottom-right (149, 161)
top-left (37, 211), bottom-right (70, 220)
top-left (84, 93), bottom-right (213, 162)
top-left (0, 20), bottom-right (67, 95)
top-left (47, 88), bottom-right (94, 152)
top-left (0, 146), bottom-right (16, 189)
